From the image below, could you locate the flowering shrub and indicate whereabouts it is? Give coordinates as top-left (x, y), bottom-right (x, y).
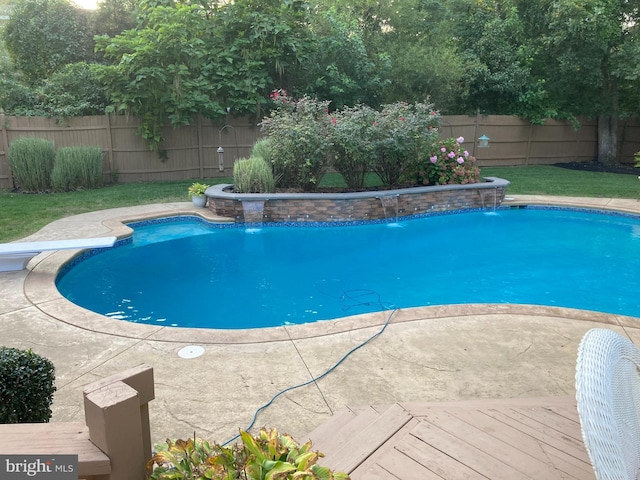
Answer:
top-left (369, 102), bottom-right (440, 187)
top-left (259, 93), bottom-right (447, 191)
top-left (417, 136), bottom-right (480, 186)
top-left (330, 105), bottom-right (377, 190)
top-left (259, 90), bottom-right (332, 191)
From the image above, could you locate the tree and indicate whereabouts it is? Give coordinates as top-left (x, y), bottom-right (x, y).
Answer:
top-left (94, 0), bottom-right (314, 151)
top-left (2, 0), bottom-right (94, 85)
top-left (517, 0), bottom-right (640, 164)
top-left (284, 8), bottom-right (390, 109)
top-left (452, 0), bottom-right (535, 116)
top-left (94, 4), bottom-right (223, 151)
top-left (91, 0), bottom-right (137, 39)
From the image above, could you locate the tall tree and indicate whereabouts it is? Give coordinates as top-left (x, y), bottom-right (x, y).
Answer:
top-left (518, 0), bottom-right (640, 164)
top-left (94, 0), bottom-right (313, 150)
top-left (2, 0), bottom-right (94, 85)
top-left (91, 0), bottom-right (137, 38)
top-left (284, 8), bottom-right (390, 109)
top-left (452, 0), bottom-right (535, 116)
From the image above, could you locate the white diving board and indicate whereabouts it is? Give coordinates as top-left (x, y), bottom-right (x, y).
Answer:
top-left (0, 236), bottom-right (117, 272)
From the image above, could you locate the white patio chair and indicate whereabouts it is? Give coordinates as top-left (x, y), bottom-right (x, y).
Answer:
top-left (576, 328), bottom-right (640, 480)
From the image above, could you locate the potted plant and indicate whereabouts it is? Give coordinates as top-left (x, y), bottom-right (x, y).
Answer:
top-left (188, 182), bottom-right (209, 207)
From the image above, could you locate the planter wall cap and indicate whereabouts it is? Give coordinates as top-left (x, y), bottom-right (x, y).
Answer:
top-left (205, 177), bottom-right (510, 201)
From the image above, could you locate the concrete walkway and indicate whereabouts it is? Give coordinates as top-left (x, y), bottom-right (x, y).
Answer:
top-left (1, 196), bottom-right (640, 448)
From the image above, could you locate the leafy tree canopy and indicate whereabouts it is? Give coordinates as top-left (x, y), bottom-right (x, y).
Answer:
top-left (93, 0), bottom-right (313, 150)
top-left (2, 0), bottom-right (94, 85)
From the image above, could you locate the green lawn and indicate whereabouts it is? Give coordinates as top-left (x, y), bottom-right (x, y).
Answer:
top-left (0, 165), bottom-right (638, 243)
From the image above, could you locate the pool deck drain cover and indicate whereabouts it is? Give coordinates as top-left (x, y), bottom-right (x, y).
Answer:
top-left (178, 345), bottom-right (204, 359)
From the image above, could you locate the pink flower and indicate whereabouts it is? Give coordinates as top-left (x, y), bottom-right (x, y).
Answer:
top-left (464, 151), bottom-right (469, 157)
top-left (440, 147), bottom-right (446, 153)
top-left (456, 136), bottom-right (464, 144)
top-left (457, 157), bottom-right (464, 164)
top-left (447, 151), bottom-right (456, 159)
top-left (430, 156), bottom-right (438, 163)
top-left (331, 117), bottom-right (337, 125)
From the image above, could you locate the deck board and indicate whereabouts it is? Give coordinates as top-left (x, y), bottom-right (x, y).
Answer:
top-left (309, 396), bottom-right (595, 480)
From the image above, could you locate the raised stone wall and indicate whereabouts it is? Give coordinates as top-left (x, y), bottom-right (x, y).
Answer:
top-left (206, 178), bottom-right (509, 223)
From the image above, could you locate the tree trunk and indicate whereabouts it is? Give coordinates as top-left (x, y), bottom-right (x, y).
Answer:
top-left (597, 114), bottom-right (618, 165)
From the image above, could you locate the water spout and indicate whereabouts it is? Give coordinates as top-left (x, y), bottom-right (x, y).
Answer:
top-left (242, 201), bottom-right (265, 226)
top-left (379, 195), bottom-right (399, 223)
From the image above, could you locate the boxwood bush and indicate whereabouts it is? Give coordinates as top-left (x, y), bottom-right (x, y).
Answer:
top-left (0, 347), bottom-right (56, 423)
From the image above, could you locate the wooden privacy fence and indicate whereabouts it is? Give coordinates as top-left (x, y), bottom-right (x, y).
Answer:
top-left (1, 113), bottom-right (639, 189)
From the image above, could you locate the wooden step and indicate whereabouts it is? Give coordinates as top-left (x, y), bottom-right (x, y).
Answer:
top-left (318, 403), bottom-right (412, 474)
top-left (307, 405), bottom-right (383, 459)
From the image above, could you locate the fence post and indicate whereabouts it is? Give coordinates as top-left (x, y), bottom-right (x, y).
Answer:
top-left (197, 115), bottom-right (204, 178)
top-left (525, 122), bottom-right (533, 166)
top-left (104, 113), bottom-right (115, 183)
top-left (471, 110), bottom-right (480, 158)
top-left (0, 113), bottom-right (12, 188)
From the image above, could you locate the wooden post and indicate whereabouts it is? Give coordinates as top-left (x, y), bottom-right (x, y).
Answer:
top-left (84, 381), bottom-right (145, 480)
top-left (0, 113), bottom-right (13, 188)
top-left (104, 113), bottom-right (115, 183)
top-left (197, 115), bottom-right (204, 178)
top-left (525, 122), bottom-right (533, 166)
top-left (83, 364), bottom-right (155, 466)
top-left (471, 109), bottom-right (480, 159)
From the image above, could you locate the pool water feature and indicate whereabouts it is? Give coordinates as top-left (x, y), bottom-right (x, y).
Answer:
top-left (56, 208), bottom-right (640, 329)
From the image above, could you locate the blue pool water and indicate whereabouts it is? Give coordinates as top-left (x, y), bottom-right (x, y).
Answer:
top-left (56, 208), bottom-right (640, 329)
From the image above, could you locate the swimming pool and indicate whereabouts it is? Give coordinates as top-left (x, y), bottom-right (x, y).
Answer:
top-left (56, 207), bottom-right (640, 329)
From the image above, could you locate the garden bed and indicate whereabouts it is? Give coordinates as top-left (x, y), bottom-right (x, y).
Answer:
top-left (206, 177), bottom-right (510, 223)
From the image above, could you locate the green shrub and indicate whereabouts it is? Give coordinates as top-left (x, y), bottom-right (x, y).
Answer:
top-left (329, 105), bottom-right (377, 190)
top-left (416, 136), bottom-right (480, 186)
top-left (233, 156), bottom-right (276, 193)
top-left (147, 428), bottom-right (349, 480)
top-left (51, 146), bottom-right (104, 192)
top-left (8, 137), bottom-right (56, 192)
top-left (259, 91), bottom-right (332, 191)
top-left (369, 102), bottom-right (440, 187)
top-left (0, 347), bottom-right (56, 423)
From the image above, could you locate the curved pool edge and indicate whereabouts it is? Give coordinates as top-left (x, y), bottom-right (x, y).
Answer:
top-left (18, 195), bottom-right (640, 344)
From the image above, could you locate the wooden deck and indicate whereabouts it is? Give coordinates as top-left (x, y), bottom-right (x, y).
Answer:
top-left (306, 396), bottom-right (594, 479)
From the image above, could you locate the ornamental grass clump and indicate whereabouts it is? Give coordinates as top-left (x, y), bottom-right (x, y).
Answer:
top-left (418, 136), bottom-right (480, 185)
top-left (233, 155), bottom-right (276, 193)
top-left (51, 146), bottom-right (104, 192)
top-left (259, 90), bottom-right (332, 191)
top-left (8, 137), bottom-right (55, 192)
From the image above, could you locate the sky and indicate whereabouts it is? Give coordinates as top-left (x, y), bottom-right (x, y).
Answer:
top-left (71, 0), bottom-right (98, 10)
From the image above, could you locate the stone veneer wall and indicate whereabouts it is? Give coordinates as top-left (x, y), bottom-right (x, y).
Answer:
top-left (206, 177), bottom-right (510, 223)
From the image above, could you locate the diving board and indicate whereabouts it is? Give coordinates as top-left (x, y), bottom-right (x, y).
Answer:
top-left (0, 236), bottom-right (117, 272)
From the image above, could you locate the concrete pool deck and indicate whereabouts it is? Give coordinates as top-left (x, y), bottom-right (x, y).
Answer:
top-left (1, 195), bottom-right (640, 447)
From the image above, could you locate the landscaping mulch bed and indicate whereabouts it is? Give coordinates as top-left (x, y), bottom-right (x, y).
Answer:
top-left (555, 161), bottom-right (640, 175)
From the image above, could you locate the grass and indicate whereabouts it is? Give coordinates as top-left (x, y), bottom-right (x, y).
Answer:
top-left (481, 165), bottom-right (640, 198)
top-left (1, 165), bottom-right (638, 243)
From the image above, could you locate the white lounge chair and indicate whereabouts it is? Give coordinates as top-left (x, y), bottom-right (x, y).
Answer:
top-left (0, 236), bottom-right (117, 272)
top-left (576, 328), bottom-right (640, 480)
